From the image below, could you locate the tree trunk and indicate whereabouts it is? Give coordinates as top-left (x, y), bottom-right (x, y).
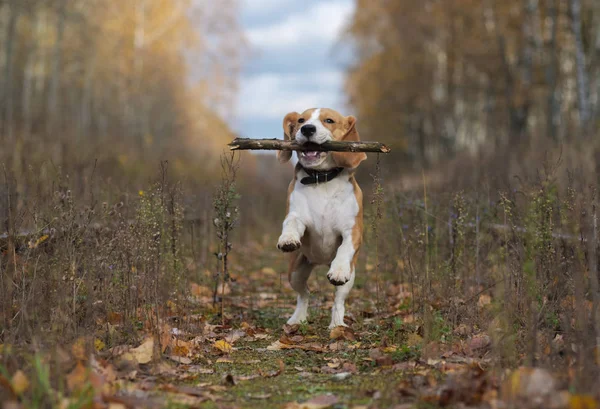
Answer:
top-left (570, 0), bottom-right (590, 134)
top-left (545, 0), bottom-right (560, 140)
top-left (2, 0), bottom-right (21, 143)
top-left (47, 0), bottom-right (67, 134)
top-left (589, 0), bottom-right (600, 125)
top-left (22, 10), bottom-right (44, 139)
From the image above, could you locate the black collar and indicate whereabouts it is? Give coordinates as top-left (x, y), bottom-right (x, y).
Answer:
top-left (300, 167), bottom-right (345, 185)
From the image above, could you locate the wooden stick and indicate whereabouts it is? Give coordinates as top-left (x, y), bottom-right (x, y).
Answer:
top-left (228, 138), bottom-right (391, 153)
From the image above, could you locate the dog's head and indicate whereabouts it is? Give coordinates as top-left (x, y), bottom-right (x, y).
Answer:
top-left (278, 108), bottom-right (367, 170)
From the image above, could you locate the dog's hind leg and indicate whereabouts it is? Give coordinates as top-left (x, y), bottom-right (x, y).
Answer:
top-left (287, 253), bottom-right (314, 325)
top-left (329, 267), bottom-right (355, 328)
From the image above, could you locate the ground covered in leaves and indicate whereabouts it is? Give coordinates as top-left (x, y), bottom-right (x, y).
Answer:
top-left (1, 243), bottom-right (598, 409)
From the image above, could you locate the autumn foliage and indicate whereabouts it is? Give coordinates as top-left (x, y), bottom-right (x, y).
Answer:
top-left (345, 0), bottom-right (600, 176)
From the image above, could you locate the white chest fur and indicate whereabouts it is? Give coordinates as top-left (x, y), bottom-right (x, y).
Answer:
top-left (288, 172), bottom-right (359, 264)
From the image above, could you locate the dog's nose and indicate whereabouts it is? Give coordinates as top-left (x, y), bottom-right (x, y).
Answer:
top-left (300, 124), bottom-right (317, 137)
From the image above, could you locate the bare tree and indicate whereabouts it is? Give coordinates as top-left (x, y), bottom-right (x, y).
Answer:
top-left (46, 0), bottom-right (68, 134)
top-left (1, 0), bottom-right (21, 143)
top-left (570, 0), bottom-right (590, 134)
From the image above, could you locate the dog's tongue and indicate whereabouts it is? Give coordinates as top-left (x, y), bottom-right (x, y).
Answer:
top-left (305, 151), bottom-right (319, 159)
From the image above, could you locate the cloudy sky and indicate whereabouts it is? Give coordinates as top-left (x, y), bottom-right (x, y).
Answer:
top-left (234, 0), bottom-right (356, 140)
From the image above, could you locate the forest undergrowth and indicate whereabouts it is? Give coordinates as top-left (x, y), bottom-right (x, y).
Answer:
top-left (1, 153), bottom-right (599, 409)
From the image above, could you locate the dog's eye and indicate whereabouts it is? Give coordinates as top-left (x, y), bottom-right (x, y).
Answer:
top-left (298, 118), bottom-right (305, 123)
top-left (325, 118), bottom-right (335, 124)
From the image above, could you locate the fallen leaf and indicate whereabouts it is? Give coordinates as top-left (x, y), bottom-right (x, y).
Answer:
top-left (261, 267), bottom-right (277, 276)
top-left (438, 364), bottom-right (489, 406)
top-left (107, 312), bottom-right (123, 324)
top-left (173, 385), bottom-right (208, 398)
top-left (332, 372), bottom-right (352, 381)
top-left (284, 394), bottom-right (339, 409)
top-left (213, 340), bottom-right (233, 354)
top-left (66, 362), bottom-right (88, 392)
top-left (237, 374), bottom-right (261, 381)
top-left (224, 329), bottom-right (246, 344)
top-left (279, 335), bottom-right (297, 345)
top-left (239, 359), bottom-right (261, 364)
top-left (171, 339), bottom-right (192, 357)
top-left (71, 337), bottom-right (88, 361)
top-left (468, 334), bottom-right (491, 355)
top-left (121, 337), bottom-right (155, 364)
top-left (167, 355), bottom-right (192, 364)
top-left (477, 294), bottom-right (492, 308)
top-left (267, 340), bottom-right (324, 352)
top-left (94, 338), bottom-right (106, 352)
top-left (329, 326), bottom-right (356, 341)
top-left (249, 393), bottom-right (272, 399)
top-left (259, 360), bottom-right (285, 378)
top-left (569, 394), bottom-right (598, 409)
top-left (188, 366), bottom-right (214, 374)
top-left (502, 367), bottom-right (557, 407)
top-left (368, 348), bottom-right (393, 366)
top-left (216, 357), bottom-right (233, 363)
top-left (283, 324), bottom-right (300, 335)
top-left (107, 403), bottom-right (128, 409)
top-left (11, 370), bottom-right (29, 395)
top-left (190, 283), bottom-right (213, 297)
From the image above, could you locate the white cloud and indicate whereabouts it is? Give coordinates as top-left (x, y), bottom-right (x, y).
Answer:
top-left (238, 71), bottom-right (346, 119)
top-left (234, 0), bottom-right (355, 138)
top-left (246, 1), bottom-right (354, 50)
top-left (242, 0), bottom-right (296, 14)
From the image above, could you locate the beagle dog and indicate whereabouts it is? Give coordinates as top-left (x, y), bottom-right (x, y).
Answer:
top-left (277, 108), bottom-right (367, 328)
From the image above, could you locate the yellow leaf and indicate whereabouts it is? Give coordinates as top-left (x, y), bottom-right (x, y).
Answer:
top-left (570, 395), bottom-right (598, 409)
top-left (71, 337), bottom-right (87, 361)
top-left (11, 370), bottom-right (29, 395)
top-left (29, 234), bottom-right (49, 249)
top-left (94, 339), bottom-right (106, 352)
top-left (261, 267), bottom-right (277, 276)
top-left (213, 340), bottom-right (232, 354)
top-left (121, 337), bottom-right (155, 364)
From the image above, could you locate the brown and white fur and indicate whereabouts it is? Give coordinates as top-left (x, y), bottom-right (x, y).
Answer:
top-left (277, 108), bottom-right (367, 328)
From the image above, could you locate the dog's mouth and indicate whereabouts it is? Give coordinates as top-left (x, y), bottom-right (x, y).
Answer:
top-left (300, 151), bottom-right (322, 159)
top-left (299, 143), bottom-right (326, 163)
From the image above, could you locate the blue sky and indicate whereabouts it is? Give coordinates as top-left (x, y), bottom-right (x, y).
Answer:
top-left (234, 0), bottom-right (356, 140)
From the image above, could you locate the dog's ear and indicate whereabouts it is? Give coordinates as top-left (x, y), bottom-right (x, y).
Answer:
top-left (332, 115), bottom-right (367, 169)
top-left (279, 112), bottom-right (300, 163)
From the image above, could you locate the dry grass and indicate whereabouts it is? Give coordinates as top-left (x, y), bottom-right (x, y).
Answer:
top-left (1, 148), bottom-right (600, 407)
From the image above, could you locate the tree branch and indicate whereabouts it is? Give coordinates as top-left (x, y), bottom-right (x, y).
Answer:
top-left (228, 138), bottom-right (391, 153)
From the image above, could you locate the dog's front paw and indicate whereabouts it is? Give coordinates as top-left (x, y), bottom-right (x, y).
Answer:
top-left (277, 232), bottom-right (301, 252)
top-left (327, 265), bottom-right (351, 286)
